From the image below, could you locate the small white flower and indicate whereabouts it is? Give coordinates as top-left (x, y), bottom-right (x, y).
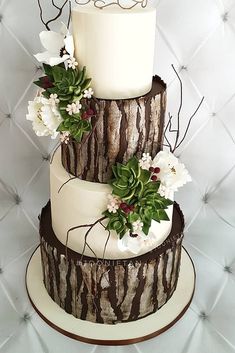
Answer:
top-left (34, 23), bottom-right (75, 66)
top-left (67, 56), bottom-right (78, 70)
top-left (26, 96), bottom-right (62, 139)
top-left (139, 152), bottom-right (152, 170)
top-left (60, 131), bottom-right (70, 144)
top-left (83, 87), bottom-right (94, 99)
top-left (152, 150), bottom-right (191, 196)
top-left (66, 101), bottom-right (82, 115)
top-left (132, 220), bottom-right (144, 232)
top-left (107, 194), bottom-right (121, 213)
top-left (49, 93), bottom-right (60, 105)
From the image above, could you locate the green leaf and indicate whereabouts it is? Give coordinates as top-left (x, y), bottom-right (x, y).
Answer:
top-left (81, 78), bottom-right (92, 91)
top-left (43, 63), bottom-right (53, 77)
top-left (52, 66), bottom-right (67, 82)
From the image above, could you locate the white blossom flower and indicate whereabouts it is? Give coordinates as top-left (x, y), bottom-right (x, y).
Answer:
top-left (139, 152), bottom-right (152, 170)
top-left (66, 101), bottom-right (82, 115)
top-left (107, 194), bottom-right (121, 214)
top-left (83, 87), bottom-right (94, 99)
top-left (152, 150), bottom-right (192, 197)
top-left (26, 96), bottom-right (62, 139)
top-left (67, 56), bottom-right (78, 70)
top-left (132, 219), bottom-right (144, 232)
top-left (49, 93), bottom-right (60, 105)
top-left (118, 228), bottom-right (156, 254)
top-left (60, 131), bottom-right (70, 144)
top-left (34, 23), bottom-right (75, 66)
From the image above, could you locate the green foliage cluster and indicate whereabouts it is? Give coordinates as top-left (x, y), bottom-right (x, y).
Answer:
top-left (103, 157), bottom-right (173, 238)
top-left (34, 64), bottom-right (93, 141)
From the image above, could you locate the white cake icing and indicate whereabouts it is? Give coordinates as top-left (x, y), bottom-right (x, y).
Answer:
top-left (72, 5), bottom-right (156, 99)
top-left (50, 149), bottom-right (174, 259)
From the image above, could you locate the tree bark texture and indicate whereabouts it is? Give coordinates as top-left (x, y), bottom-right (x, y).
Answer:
top-left (39, 202), bottom-right (184, 325)
top-left (61, 76), bottom-right (166, 183)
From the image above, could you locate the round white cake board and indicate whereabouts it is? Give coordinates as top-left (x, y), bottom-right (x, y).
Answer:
top-left (26, 247), bottom-right (195, 345)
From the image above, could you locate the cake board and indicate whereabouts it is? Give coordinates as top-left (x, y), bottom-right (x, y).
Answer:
top-left (26, 246), bottom-right (196, 346)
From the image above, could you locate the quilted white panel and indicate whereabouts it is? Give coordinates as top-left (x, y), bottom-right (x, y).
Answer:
top-left (0, 0), bottom-right (234, 352)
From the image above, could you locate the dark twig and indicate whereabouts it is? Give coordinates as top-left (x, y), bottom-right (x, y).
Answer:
top-left (99, 221), bottom-right (111, 261)
top-left (164, 64), bottom-right (204, 153)
top-left (171, 64), bottom-right (183, 151)
top-left (65, 216), bottom-right (106, 261)
top-left (176, 96), bottom-right (205, 150)
top-left (67, 1), bottom-right (72, 29)
top-left (37, 0), bottom-right (70, 31)
top-left (49, 142), bottom-right (61, 164)
top-left (58, 176), bottom-right (78, 193)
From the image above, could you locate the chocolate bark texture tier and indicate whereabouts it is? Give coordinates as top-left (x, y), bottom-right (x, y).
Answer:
top-left (39, 202), bottom-right (184, 325)
top-left (61, 75), bottom-right (166, 183)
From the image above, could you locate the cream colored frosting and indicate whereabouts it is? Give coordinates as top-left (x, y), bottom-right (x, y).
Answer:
top-left (72, 5), bottom-right (156, 99)
top-left (50, 148), bottom-right (173, 259)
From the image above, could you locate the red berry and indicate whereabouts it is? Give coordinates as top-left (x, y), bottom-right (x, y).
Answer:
top-left (120, 202), bottom-right (127, 210)
top-left (149, 167), bottom-right (154, 173)
top-left (87, 108), bottom-right (94, 116)
top-left (151, 175), bottom-right (158, 181)
top-left (154, 167), bottom-right (161, 174)
top-left (129, 205), bottom-right (135, 211)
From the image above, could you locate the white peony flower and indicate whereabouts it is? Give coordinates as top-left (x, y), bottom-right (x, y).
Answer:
top-left (34, 23), bottom-right (75, 66)
top-left (67, 56), bottom-right (78, 70)
top-left (152, 150), bottom-right (192, 197)
top-left (26, 96), bottom-right (62, 139)
top-left (118, 228), bottom-right (156, 255)
top-left (83, 87), bottom-right (94, 99)
top-left (66, 101), bottom-right (82, 116)
top-left (139, 152), bottom-right (152, 170)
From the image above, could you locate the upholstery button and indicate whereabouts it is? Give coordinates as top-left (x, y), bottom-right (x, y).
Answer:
top-left (199, 311), bottom-right (208, 320)
top-left (0, 268), bottom-right (3, 274)
top-left (202, 193), bottom-right (209, 204)
top-left (15, 195), bottom-right (21, 205)
top-left (6, 114), bottom-right (11, 119)
top-left (22, 313), bottom-right (31, 322)
top-left (224, 266), bottom-right (232, 274)
top-left (180, 65), bottom-right (187, 71)
top-left (222, 12), bottom-right (229, 22)
top-left (42, 155), bottom-right (50, 161)
top-left (0, 14), bottom-right (2, 23)
top-left (212, 112), bottom-right (216, 117)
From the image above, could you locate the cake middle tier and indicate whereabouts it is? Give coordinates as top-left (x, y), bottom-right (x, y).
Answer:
top-left (51, 148), bottom-right (174, 259)
top-left (61, 75), bottom-right (166, 183)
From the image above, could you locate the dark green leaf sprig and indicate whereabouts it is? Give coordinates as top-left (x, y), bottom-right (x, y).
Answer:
top-left (34, 63), bottom-right (94, 141)
top-left (103, 157), bottom-right (173, 239)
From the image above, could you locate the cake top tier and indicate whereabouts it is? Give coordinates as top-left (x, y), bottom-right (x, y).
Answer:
top-left (72, 4), bottom-right (156, 99)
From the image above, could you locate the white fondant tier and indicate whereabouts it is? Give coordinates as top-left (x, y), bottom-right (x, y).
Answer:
top-left (72, 5), bottom-right (156, 99)
top-left (50, 149), bottom-right (173, 259)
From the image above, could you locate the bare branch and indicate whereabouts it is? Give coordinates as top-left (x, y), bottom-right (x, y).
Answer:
top-left (171, 64), bottom-right (183, 151)
top-left (37, 0), bottom-right (70, 31)
top-left (175, 96), bottom-right (204, 150)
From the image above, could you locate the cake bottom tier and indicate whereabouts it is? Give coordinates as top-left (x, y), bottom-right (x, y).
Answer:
top-left (39, 202), bottom-right (184, 324)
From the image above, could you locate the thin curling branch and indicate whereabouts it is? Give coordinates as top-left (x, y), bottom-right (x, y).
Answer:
top-left (37, 0), bottom-right (70, 30)
top-left (171, 64), bottom-right (183, 151)
top-left (164, 64), bottom-right (205, 153)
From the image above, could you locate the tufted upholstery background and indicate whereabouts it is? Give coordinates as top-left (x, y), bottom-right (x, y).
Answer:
top-left (0, 0), bottom-right (235, 352)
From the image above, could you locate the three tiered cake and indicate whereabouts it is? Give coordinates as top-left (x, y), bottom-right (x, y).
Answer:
top-left (27, 1), bottom-right (191, 325)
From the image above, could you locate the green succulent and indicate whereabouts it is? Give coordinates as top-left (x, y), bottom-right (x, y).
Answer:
top-left (111, 157), bottom-right (151, 201)
top-left (33, 63), bottom-right (93, 142)
top-left (104, 157), bottom-right (174, 238)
